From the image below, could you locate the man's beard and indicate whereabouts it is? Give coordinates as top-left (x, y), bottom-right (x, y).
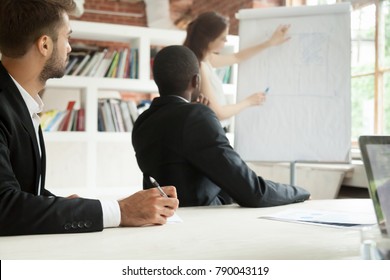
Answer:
top-left (39, 46), bottom-right (66, 83)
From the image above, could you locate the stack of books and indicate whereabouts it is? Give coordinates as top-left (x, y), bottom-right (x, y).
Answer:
top-left (65, 44), bottom-right (139, 79)
top-left (97, 98), bottom-right (148, 132)
top-left (40, 101), bottom-right (85, 132)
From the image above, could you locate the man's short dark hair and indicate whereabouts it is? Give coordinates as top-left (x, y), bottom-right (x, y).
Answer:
top-left (153, 45), bottom-right (199, 96)
top-left (0, 0), bottom-right (76, 58)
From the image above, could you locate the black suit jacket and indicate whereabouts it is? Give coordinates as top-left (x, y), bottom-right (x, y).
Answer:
top-left (0, 62), bottom-right (103, 236)
top-left (132, 95), bottom-right (310, 207)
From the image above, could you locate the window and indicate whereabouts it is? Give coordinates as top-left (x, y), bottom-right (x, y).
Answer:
top-left (385, 71), bottom-right (390, 134)
top-left (351, 3), bottom-right (377, 140)
top-left (351, 0), bottom-right (389, 144)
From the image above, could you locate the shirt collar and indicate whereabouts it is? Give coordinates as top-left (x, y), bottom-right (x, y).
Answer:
top-left (171, 95), bottom-right (189, 103)
top-left (9, 75), bottom-right (44, 117)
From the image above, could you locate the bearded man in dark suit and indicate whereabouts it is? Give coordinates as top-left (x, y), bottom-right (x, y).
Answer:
top-left (0, 0), bottom-right (178, 236)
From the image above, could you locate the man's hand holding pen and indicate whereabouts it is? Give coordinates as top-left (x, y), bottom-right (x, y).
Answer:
top-left (118, 186), bottom-right (179, 227)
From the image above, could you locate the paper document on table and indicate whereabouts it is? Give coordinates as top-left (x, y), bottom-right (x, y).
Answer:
top-left (167, 212), bottom-right (183, 223)
top-left (260, 209), bottom-right (376, 228)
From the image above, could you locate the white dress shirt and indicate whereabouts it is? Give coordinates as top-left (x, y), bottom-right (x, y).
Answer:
top-left (201, 61), bottom-right (231, 129)
top-left (10, 75), bottom-right (120, 228)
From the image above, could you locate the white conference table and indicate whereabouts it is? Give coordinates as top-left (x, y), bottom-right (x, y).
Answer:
top-left (0, 199), bottom-right (376, 260)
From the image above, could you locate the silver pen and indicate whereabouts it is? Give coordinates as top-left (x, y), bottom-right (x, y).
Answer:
top-left (149, 176), bottom-right (168, 197)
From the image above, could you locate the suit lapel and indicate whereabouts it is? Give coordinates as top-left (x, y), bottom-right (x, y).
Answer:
top-left (38, 125), bottom-right (46, 192)
top-left (0, 62), bottom-right (43, 194)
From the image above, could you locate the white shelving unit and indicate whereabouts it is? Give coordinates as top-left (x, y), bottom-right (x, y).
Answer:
top-left (44, 20), bottom-right (239, 199)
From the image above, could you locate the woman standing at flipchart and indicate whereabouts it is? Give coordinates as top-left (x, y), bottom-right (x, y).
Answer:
top-left (183, 11), bottom-right (290, 131)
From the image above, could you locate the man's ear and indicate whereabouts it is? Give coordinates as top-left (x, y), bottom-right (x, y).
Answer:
top-left (36, 35), bottom-right (53, 57)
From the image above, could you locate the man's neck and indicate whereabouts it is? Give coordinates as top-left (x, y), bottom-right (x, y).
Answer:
top-left (2, 58), bottom-right (45, 98)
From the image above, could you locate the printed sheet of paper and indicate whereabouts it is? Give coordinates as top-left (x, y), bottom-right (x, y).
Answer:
top-left (260, 209), bottom-right (376, 228)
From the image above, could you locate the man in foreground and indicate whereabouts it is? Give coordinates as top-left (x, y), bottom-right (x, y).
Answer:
top-left (0, 0), bottom-right (178, 236)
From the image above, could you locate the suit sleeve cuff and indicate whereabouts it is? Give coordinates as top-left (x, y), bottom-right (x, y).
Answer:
top-left (100, 199), bottom-right (121, 228)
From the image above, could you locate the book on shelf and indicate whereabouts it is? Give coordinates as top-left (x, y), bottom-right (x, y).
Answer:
top-left (65, 46), bottom-right (95, 75)
top-left (67, 110), bottom-right (77, 131)
top-left (71, 54), bottom-right (91, 76)
top-left (79, 50), bottom-right (105, 77)
top-left (44, 111), bottom-right (67, 132)
top-left (120, 100), bottom-right (133, 131)
top-left (109, 48), bottom-right (136, 79)
top-left (87, 49), bottom-right (107, 77)
top-left (116, 48), bottom-right (127, 79)
top-left (120, 91), bottom-right (157, 122)
top-left (150, 46), bottom-right (163, 79)
top-left (76, 108), bottom-right (85, 131)
top-left (65, 42), bottom-right (139, 79)
top-left (100, 99), bottom-right (116, 132)
top-left (97, 100), bottom-right (105, 132)
top-left (109, 99), bottom-right (125, 132)
top-left (64, 56), bottom-right (79, 75)
top-left (40, 101), bottom-right (85, 132)
top-left (129, 48), bottom-right (139, 79)
top-left (106, 51), bottom-right (120, 78)
top-left (123, 49), bottom-right (132, 79)
top-left (127, 99), bottom-right (139, 124)
top-left (40, 109), bottom-right (58, 130)
top-left (58, 100), bottom-right (76, 131)
top-left (97, 97), bottom-right (143, 132)
top-left (67, 108), bottom-right (77, 131)
top-left (94, 50), bottom-right (116, 78)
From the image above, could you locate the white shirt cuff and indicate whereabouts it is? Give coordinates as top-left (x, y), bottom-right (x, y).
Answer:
top-left (100, 199), bottom-right (121, 228)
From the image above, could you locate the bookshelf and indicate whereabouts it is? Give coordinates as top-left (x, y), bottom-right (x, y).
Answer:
top-left (43, 20), bottom-right (239, 198)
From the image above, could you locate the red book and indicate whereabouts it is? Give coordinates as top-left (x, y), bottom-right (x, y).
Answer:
top-left (76, 108), bottom-right (85, 131)
top-left (58, 101), bottom-right (76, 131)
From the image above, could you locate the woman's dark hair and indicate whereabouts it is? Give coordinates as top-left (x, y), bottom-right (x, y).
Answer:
top-left (183, 11), bottom-right (229, 62)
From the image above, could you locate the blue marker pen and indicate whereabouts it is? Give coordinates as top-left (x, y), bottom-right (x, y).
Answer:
top-left (264, 87), bottom-right (270, 94)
